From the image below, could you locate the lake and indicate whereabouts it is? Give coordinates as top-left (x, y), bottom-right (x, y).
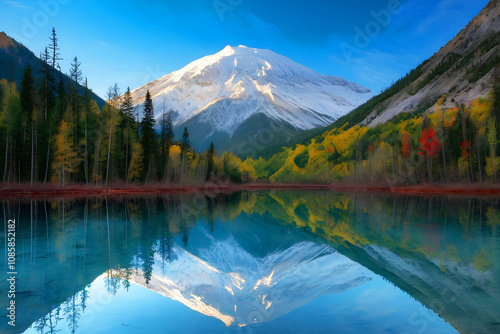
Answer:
top-left (1, 190), bottom-right (499, 333)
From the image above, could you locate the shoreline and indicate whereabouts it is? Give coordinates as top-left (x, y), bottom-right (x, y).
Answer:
top-left (0, 182), bottom-right (499, 199)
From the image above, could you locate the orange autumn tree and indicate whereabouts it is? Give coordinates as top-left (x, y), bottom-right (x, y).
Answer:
top-left (417, 126), bottom-right (441, 182)
top-left (52, 120), bottom-right (81, 185)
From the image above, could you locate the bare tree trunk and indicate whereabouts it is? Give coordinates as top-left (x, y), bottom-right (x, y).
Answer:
top-left (11, 139), bottom-right (15, 184)
top-left (440, 121), bottom-right (447, 183)
top-left (146, 159), bottom-right (152, 185)
top-left (382, 147), bottom-right (387, 180)
top-left (44, 128), bottom-right (51, 184)
top-left (74, 91), bottom-right (78, 150)
top-left (461, 106), bottom-right (471, 184)
top-left (163, 149), bottom-right (170, 182)
top-left (163, 159), bottom-right (168, 182)
top-left (34, 119), bottom-right (38, 183)
top-left (125, 127), bottom-right (128, 181)
top-left (181, 153), bottom-right (185, 183)
top-left (106, 119), bottom-right (113, 187)
top-left (391, 145), bottom-right (396, 181)
top-left (44, 81), bottom-right (47, 121)
top-left (62, 151), bottom-right (65, 187)
top-left (31, 123), bottom-right (34, 186)
top-left (427, 157), bottom-right (431, 183)
top-left (465, 155), bottom-right (471, 184)
top-left (469, 151), bottom-right (475, 183)
top-left (93, 132), bottom-right (102, 185)
top-left (476, 136), bottom-right (482, 183)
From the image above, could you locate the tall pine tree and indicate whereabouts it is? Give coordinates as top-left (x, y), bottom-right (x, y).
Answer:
top-left (69, 56), bottom-right (82, 155)
top-left (48, 28), bottom-right (61, 114)
top-left (180, 127), bottom-right (190, 182)
top-left (159, 110), bottom-right (174, 181)
top-left (20, 65), bottom-right (35, 183)
top-left (39, 47), bottom-right (54, 121)
top-left (48, 28), bottom-right (62, 70)
top-left (206, 142), bottom-right (215, 181)
top-left (20, 65), bottom-right (34, 123)
top-left (119, 87), bottom-right (136, 180)
top-left (140, 90), bottom-right (156, 181)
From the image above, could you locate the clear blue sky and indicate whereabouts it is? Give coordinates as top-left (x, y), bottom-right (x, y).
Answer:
top-left (0, 0), bottom-right (489, 97)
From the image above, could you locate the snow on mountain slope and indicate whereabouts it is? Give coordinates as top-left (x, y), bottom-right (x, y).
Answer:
top-left (130, 239), bottom-right (373, 327)
top-left (131, 45), bottom-right (371, 136)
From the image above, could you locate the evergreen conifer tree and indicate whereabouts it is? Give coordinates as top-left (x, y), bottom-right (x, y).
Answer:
top-left (20, 65), bottom-right (35, 183)
top-left (206, 142), bottom-right (215, 181)
top-left (140, 90), bottom-right (156, 180)
top-left (120, 87), bottom-right (135, 179)
top-left (159, 110), bottom-right (174, 180)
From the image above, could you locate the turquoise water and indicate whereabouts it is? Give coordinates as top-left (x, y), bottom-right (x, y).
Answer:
top-left (1, 191), bottom-right (499, 333)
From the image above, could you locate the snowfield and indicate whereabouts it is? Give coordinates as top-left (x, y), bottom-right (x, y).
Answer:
top-left (131, 45), bottom-right (372, 136)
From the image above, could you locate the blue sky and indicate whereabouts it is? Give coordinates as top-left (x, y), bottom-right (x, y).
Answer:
top-left (0, 0), bottom-right (489, 97)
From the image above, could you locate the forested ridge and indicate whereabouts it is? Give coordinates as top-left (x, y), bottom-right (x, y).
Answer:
top-left (0, 29), bottom-right (498, 186)
top-left (247, 89), bottom-right (500, 184)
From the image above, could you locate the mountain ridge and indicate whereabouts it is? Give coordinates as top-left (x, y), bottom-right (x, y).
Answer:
top-left (364, 0), bottom-right (499, 126)
top-left (0, 31), bottom-right (106, 108)
top-left (262, 0), bottom-right (499, 159)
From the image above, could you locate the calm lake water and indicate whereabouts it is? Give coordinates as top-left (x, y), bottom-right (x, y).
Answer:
top-left (0, 190), bottom-right (499, 334)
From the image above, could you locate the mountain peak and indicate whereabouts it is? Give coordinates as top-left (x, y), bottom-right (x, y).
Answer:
top-left (217, 45), bottom-right (265, 58)
top-left (223, 44), bottom-right (250, 50)
top-left (131, 46), bottom-right (371, 151)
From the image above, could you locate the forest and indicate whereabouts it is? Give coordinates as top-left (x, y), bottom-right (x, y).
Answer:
top-left (249, 90), bottom-right (500, 184)
top-left (0, 29), bottom-right (250, 186)
top-left (0, 28), bottom-right (498, 186)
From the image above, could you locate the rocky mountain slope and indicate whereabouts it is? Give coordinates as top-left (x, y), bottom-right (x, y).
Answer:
top-left (363, 0), bottom-right (499, 126)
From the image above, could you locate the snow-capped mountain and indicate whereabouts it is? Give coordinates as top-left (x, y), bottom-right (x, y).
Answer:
top-left (131, 45), bottom-right (371, 152)
top-left (130, 239), bottom-right (373, 327)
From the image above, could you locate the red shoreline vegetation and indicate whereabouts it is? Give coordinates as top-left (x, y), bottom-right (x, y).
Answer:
top-left (0, 182), bottom-right (498, 200)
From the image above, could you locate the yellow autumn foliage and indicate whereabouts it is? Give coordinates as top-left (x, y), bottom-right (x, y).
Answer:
top-left (469, 95), bottom-right (493, 135)
top-left (128, 143), bottom-right (143, 182)
top-left (51, 120), bottom-right (81, 183)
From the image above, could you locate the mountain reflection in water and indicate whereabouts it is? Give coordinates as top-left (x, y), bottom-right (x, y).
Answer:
top-left (0, 191), bottom-right (498, 334)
